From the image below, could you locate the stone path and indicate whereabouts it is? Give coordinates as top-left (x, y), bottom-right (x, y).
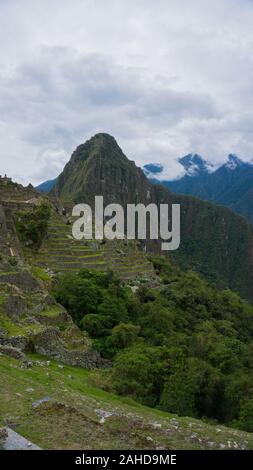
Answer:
top-left (1, 427), bottom-right (41, 450)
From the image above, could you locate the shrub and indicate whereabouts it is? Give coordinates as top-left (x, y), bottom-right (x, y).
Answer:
top-left (16, 201), bottom-right (51, 248)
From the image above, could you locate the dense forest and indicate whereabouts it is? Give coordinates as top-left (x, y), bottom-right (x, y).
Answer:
top-left (54, 256), bottom-right (253, 433)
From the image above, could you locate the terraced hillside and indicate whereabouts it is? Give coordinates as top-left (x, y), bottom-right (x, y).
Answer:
top-left (0, 176), bottom-right (37, 202)
top-left (51, 133), bottom-right (253, 301)
top-left (0, 249), bottom-right (109, 366)
top-left (0, 175), bottom-right (155, 283)
top-left (24, 210), bottom-right (155, 281)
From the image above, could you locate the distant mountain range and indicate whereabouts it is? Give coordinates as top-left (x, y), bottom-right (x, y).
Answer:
top-left (143, 154), bottom-right (253, 224)
top-left (41, 133), bottom-right (253, 300)
top-left (36, 178), bottom-right (57, 193)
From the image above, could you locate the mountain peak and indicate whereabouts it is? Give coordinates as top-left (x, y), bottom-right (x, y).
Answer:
top-left (80, 132), bottom-right (120, 152)
top-left (69, 133), bottom-right (126, 167)
top-left (225, 154), bottom-right (246, 170)
top-left (143, 163), bottom-right (164, 178)
top-left (179, 153), bottom-right (212, 176)
top-left (88, 132), bottom-right (118, 146)
top-left (52, 133), bottom-right (149, 205)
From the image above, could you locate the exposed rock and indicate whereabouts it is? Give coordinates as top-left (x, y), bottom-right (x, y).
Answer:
top-left (20, 360), bottom-right (33, 369)
top-left (34, 360), bottom-right (51, 367)
top-left (4, 294), bottom-right (27, 321)
top-left (43, 294), bottom-right (55, 306)
top-left (32, 326), bottom-right (110, 369)
top-left (1, 427), bottom-right (41, 450)
top-left (32, 397), bottom-right (52, 409)
top-left (170, 419), bottom-right (179, 426)
top-left (130, 286), bottom-right (139, 294)
top-left (0, 344), bottom-right (27, 362)
top-left (0, 427), bottom-right (8, 441)
top-left (0, 335), bottom-right (33, 352)
top-left (25, 197), bottom-right (43, 206)
top-left (0, 272), bottom-right (42, 293)
top-left (150, 422), bottom-right (162, 429)
top-left (31, 303), bottom-right (45, 315)
top-left (33, 401), bottom-right (77, 416)
top-left (95, 409), bottom-right (114, 424)
top-left (219, 443), bottom-right (226, 449)
top-left (0, 205), bottom-right (7, 236)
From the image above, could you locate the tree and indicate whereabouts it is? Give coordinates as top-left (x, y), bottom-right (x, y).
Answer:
top-left (237, 400), bottom-right (253, 432)
top-left (80, 314), bottom-right (111, 338)
top-left (16, 201), bottom-right (51, 248)
top-left (160, 358), bottom-right (223, 420)
top-left (110, 322), bottom-right (140, 349)
top-left (54, 273), bottom-right (104, 324)
top-left (97, 293), bottom-right (129, 326)
top-left (112, 346), bottom-right (167, 407)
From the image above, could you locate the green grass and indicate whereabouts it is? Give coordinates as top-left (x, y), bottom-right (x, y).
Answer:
top-left (1, 353), bottom-right (253, 450)
top-left (31, 266), bottom-right (51, 283)
top-left (0, 314), bottom-right (24, 336)
top-left (0, 312), bottom-right (43, 336)
top-left (41, 305), bottom-right (64, 318)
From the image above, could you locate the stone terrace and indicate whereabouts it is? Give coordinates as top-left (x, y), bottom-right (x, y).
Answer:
top-left (24, 211), bottom-right (155, 281)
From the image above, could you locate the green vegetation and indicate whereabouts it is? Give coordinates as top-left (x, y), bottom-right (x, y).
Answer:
top-left (50, 132), bottom-right (253, 301)
top-left (24, 210), bottom-right (154, 281)
top-left (31, 266), bottom-right (52, 287)
top-left (54, 257), bottom-right (253, 432)
top-left (1, 354), bottom-right (252, 450)
top-left (16, 201), bottom-right (51, 249)
top-left (170, 192), bottom-right (253, 300)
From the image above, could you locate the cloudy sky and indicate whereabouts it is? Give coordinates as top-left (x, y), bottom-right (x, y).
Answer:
top-left (0, 0), bottom-right (253, 185)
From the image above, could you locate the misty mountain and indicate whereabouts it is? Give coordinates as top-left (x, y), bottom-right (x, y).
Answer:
top-left (144, 154), bottom-right (253, 224)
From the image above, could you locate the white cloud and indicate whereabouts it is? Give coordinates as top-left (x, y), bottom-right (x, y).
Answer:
top-left (0, 0), bottom-right (252, 184)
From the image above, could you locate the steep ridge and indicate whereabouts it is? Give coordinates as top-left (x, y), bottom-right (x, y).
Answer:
top-left (52, 133), bottom-right (150, 207)
top-left (51, 133), bottom-right (253, 301)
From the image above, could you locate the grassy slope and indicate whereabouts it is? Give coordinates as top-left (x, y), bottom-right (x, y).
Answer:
top-left (0, 354), bottom-right (252, 450)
